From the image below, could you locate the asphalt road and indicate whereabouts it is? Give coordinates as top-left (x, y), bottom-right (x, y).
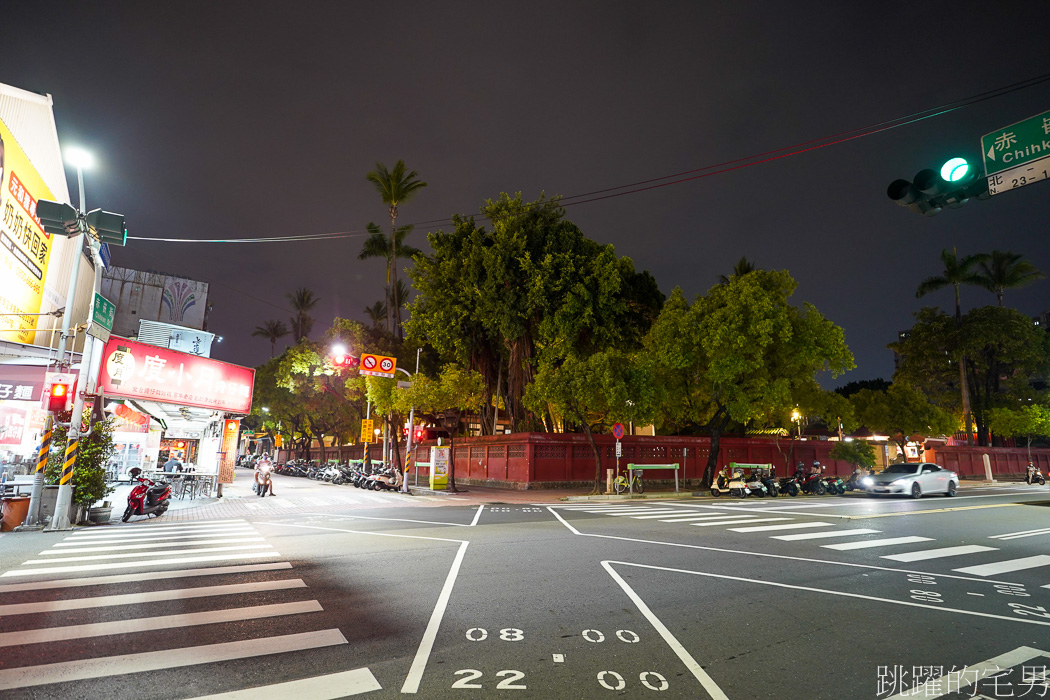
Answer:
top-left (1, 476), bottom-right (1049, 699)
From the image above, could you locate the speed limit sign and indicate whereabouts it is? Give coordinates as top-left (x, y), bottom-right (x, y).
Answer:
top-left (360, 353), bottom-right (397, 378)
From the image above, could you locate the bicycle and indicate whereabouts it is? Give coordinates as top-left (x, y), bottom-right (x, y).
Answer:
top-left (612, 469), bottom-right (644, 494)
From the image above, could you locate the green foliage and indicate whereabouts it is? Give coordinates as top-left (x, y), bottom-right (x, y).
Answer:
top-left (987, 404), bottom-right (1050, 456)
top-left (850, 382), bottom-right (957, 450)
top-left (828, 440), bottom-right (877, 469)
top-left (45, 411), bottom-right (116, 507)
top-left (974, 250), bottom-right (1044, 306)
top-left (287, 287), bottom-right (320, 342)
top-left (892, 306), bottom-right (1050, 444)
top-left (407, 193), bottom-right (663, 431)
top-left (834, 378), bottom-right (890, 398)
top-left (644, 271), bottom-right (853, 484)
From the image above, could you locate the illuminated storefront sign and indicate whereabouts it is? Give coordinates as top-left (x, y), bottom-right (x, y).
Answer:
top-left (0, 117), bottom-right (56, 344)
top-left (98, 336), bottom-right (255, 414)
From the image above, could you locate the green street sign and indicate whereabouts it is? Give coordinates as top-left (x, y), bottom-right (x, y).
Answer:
top-left (981, 108), bottom-right (1050, 195)
top-left (92, 293), bottom-right (115, 331)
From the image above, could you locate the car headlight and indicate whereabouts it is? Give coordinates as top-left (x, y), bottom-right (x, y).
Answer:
top-left (861, 477), bottom-right (874, 487)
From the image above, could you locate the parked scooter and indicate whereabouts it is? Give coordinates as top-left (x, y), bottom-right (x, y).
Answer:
top-left (779, 470), bottom-right (801, 496)
top-left (711, 467), bottom-right (752, 498)
top-left (817, 463), bottom-right (846, 495)
top-left (844, 467), bottom-right (873, 492)
top-left (794, 462), bottom-right (826, 495)
top-left (1025, 462), bottom-right (1047, 486)
top-left (122, 468), bottom-right (173, 521)
top-left (755, 467), bottom-right (780, 497)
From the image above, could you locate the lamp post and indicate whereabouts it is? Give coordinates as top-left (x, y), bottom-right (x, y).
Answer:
top-left (791, 409), bottom-right (802, 440)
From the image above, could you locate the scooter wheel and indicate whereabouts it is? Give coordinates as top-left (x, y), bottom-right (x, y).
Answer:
top-left (710, 489), bottom-right (720, 498)
top-left (121, 506), bottom-right (133, 522)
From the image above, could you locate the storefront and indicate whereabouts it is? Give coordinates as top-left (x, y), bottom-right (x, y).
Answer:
top-left (0, 364), bottom-right (49, 473)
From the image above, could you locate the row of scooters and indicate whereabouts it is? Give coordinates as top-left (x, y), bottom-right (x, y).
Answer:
top-left (711, 461), bottom-right (867, 498)
top-left (273, 458), bottom-right (403, 491)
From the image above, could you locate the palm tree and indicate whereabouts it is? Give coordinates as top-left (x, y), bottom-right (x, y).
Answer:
top-left (358, 222), bottom-right (421, 337)
top-left (718, 256), bottom-right (756, 285)
top-left (974, 250), bottom-right (1044, 307)
top-left (364, 300), bottom-right (386, 328)
top-left (915, 247), bottom-right (987, 446)
top-left (365, 160), bottom-right (427, 335)
top-left (252, 320), bottom-right (290, 357)
top-left (287, 287), bottom-right (320, 342)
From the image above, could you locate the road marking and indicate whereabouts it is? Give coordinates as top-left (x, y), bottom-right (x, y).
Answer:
top-left (608, 509), bottom-right (685, 516)
top-left (301, 497), bottom-right (329, 506)
top-left (953, 555), bottom-right (1050, 577)
top-left (65, 526), bottom-right (257, 541)
top-left (27, 544), bottom-right (274, 563)
top-left (0, 562), bottom-right (293, 593)
top-left (4, 551), bottom-right (283, 577)
top-left (55, 529), bottom-right (258, 544)
top-left (967, 592), bottom-right (985, 596)
top-left (631, 511), bottom-right (706, 519)
top-left (552, 654), bottom-right (564, 663)
top-left (327, 494), bottom-right (361, 504)
top-left (401, 540), bottom-right (469, 694)
top-left (0, 628), bottom-right (348, 691)
top-left (729, 522), bottom-right (833, 533)
top-left (188, 667), bottom-right (382, 699)
top-left (269, 499), bottom-right (296, 508)
top-left (822, 536), bottom-right (934, 551)
top-left (884, 646), bottom-right (1050, 700)
top-left (43, 537), bottom-right (266, 554)
top-left (658, 514), bottom-right (755, 522)
top-left (990, 526), bottom-right (1050, 540)
top-left (0, 579), bottom-right (306, 616)
top-left (0, 600), bottom-right (322, 646)
top-left (881, 545), bottom-right (999, 562)
top-left (245, 502), bottom-right (262, 510)
top-left (843, 503), bottom-right (1021, 519)
top-left (694, 517), bottom-right (791, 527)
top-left (469, 505), bottom-right (485, 527)
top-left (80, 519), bottom-right (246, 532)
top-left (357, 493), bottom-right (390, 503)
top-left (771, 528), bottom-right (882, 541)
top-left (545, 507), bottom-right (1026, 585)
top-left (300, 512), bottom-right (481, 528)
top-left (602, 561), bottom-right (729, 700)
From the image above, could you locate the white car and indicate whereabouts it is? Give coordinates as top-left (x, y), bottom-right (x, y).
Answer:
top-left (862, 462), bottom-right (959, 498)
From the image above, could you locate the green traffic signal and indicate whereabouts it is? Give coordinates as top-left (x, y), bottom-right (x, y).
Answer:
top-left (940, 157), bottom-right (970, 183)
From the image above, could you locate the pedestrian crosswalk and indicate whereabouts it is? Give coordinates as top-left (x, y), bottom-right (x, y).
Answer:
top-left (553, 502), bottom-right (1050, 583)
top-left (0, 519), bottom-right (379, 696)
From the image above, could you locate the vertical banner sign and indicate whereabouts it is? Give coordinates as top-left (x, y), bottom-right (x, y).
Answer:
top-left (0, 117), bottom-right (57, 344)
top-left (360, 418), bottom-right (374, 443)
top-left (219, 419), bottom-right (239, 484)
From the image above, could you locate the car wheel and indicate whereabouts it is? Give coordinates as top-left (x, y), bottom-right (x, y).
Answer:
top-left (946, 481), bottom-right (957, 497)
top-left (911, 483), bottom-right (922, 499)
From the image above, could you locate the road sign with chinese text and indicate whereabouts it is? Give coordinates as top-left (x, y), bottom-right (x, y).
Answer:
top-left (982, 108), bottom-right (1050, 195)
top-left (360, 353), bottom-right (397, 378)
top-left (361, 419), bottom-right (374, 442)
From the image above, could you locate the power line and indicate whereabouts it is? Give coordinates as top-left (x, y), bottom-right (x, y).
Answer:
top-left (125, 71), bottom-right (1050, 244)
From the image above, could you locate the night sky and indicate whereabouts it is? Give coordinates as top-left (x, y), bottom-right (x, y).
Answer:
top-left (5, 2), bottom-right (1050, 385)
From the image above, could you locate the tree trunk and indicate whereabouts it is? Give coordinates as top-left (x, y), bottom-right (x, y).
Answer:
top-left (579, 416), bottom-right (603, 494)
top-left (447, 411), bottom-right (460, 493)
top-left (702, 411), bottom-right (730, 487)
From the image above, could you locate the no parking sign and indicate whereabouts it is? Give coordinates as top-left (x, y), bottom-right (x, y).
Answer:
top-left (360, 353), bottom-right (397, 378)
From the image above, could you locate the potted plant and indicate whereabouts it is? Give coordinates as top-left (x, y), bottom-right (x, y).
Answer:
top-left (45, 411), bottom-right (117, 523)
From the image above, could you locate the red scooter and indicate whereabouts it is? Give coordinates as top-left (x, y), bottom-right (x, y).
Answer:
top-left (122, 468), bottom-right (173, 522)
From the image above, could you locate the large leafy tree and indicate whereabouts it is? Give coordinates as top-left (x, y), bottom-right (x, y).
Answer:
top-left (987, 404), bottom-right (1050, 459)
top-left (366, 161), bottom-right (428, 335)
top-left (252, 319), bottom-right (290, 358)
top-left (358, 222), bottom-right (422, 337)
top-left (850, 382), bottom-right (956, 454)
top-left (525, 351), bottom-right (656, 493)
top-left (974, 250), bottom-right (1044, 307)
top-left (646, 271), bottom-right (854, 485)
top-left (915, 247), bottom-right (987, 444)
top-left (892, 306), bottom-right (1050, 445)
top-left (287, 287), bottom-right (320, 342)
top-left (407, 193), bottom-right (663, 432)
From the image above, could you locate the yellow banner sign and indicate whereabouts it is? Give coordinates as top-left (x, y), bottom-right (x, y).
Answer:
top-left (361, 418), bottom-right (374, 443)
top-left (0, 118), bottom-right (57, 344)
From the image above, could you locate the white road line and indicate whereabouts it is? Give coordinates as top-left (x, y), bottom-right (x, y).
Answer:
top-left (401, 541), bottom-right (469, 694)
top-left (607, 509), bottom-right (683, 516)
top-left (953, 555), bottom-right (1050, 577)
top-left (658, 514), bottom-right (754, 522)
top-left (4, 551), bottom-right (283, 577)
top-left (822, 536), bottom-right (933, 551)
top-left (881, 545), bottom-right (999, 562)
top-left (0, 629), bottom-right (347, 691)
top-left (990, 527), bottom-right (1050, 540)
top-left (66, 526), bottom-right (257, 541)
top-left (55, 529), bottom-right (257, 544)
top-left (0, 579), bottom-right (306, 616)
top-left (0, 601), bottom-right (322, 646)
top-left (300, 497), bottom-right (330, 506)
top-left (0, 562), bottom-right (293, 593)
top-left (602, 561), bottom-right (729, 700)
top-left (695, 517), bottom-right (792, 527)
top-left (189, 667), bottom-right (382, 699)
top-left (469, 505), bottom-right (485, 527)
top-left (26, 544), bottom-right (274, 564)
top-left (631, 511), bottom-right (705, 519)
top-left (74, 520), bottom-right (245, 533)
top-left (729, 522), bottom-right (834, 533)
top-left (44, 538), bottom-right (266, 554)
top-left (772, 528), bottom-right (882, 541)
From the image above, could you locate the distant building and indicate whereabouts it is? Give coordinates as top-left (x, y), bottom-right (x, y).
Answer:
top-left (1033, 309), bottom-right (1050, 331)
top-left (100, 267), bottom-right (211, 337)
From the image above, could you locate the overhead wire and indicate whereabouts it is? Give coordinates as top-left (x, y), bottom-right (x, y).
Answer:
top-left (124, 70), bottom-right (1050, 246)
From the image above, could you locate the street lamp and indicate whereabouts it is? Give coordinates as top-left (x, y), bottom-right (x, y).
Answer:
top-left (791, 409), bottom-right (802, 439)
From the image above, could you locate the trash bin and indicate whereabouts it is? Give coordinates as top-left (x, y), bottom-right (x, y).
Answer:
top-left (1, 497), bottom-right (31, 531)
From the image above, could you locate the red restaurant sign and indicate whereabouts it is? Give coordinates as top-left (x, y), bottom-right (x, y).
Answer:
top-left (98, 336), bottom-right (255, 414)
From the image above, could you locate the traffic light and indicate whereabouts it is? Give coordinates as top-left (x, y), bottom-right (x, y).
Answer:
top-left (36, 200), bottom-right (80, 237)
top-left (47, 382), bottom-right (71, 412)
top-left (85, 209), bottom-right (128, 246)
top-left (887, 156), bottom-right (990, 216)
top-left (331, 354), bottom-right (359, 369)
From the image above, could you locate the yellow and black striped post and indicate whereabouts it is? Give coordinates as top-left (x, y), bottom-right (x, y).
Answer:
top-left (60, 438), bottom-right (78, 486)
top-left (35, 418), bottom-right (53, 476)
